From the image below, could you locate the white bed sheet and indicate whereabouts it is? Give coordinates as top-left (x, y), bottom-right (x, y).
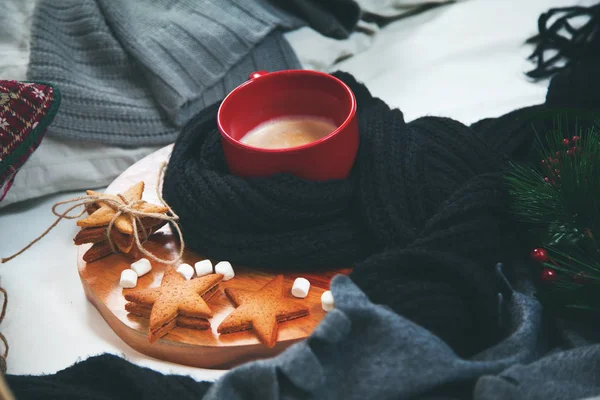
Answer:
top-left (0, 0), bottom-right (596, 382)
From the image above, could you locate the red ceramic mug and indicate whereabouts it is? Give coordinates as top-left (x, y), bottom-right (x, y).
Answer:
top-left (217, 70), bottom-right (359, 181)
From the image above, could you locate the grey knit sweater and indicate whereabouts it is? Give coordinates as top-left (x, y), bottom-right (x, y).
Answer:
top-left (27, 0), bottom-right (357, 146)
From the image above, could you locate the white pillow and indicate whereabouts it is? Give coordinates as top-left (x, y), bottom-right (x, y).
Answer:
top-left (0, 137), bottom-right (159, 208)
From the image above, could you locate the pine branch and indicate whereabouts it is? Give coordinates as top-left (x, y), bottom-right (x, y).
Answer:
top-left (507, 123), bottom-right (600, 250)
top-left (506, 117), bottom-right (600, 313)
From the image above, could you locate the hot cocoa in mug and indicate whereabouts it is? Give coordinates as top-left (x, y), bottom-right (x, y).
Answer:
top-left (239, 115), bottom-right (338, 150)
top-left (217, 70), bottom-right (359, 181)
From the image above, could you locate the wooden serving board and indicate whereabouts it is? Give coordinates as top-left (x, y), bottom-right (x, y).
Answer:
top-left (77, 145), bottom-right (350, 369)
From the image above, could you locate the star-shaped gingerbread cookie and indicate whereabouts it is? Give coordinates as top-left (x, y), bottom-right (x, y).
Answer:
top-left (77, 182), bottom-right (168, 235)
top-left (218, 275), bottom-right (309, 348)
top-left (125, 267), bottom-right (223, 342)
top-left (74, 181), bottom-right (171, 262)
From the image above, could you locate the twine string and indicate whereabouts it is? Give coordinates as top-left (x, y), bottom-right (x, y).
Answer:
top-left (0, 287), bottom-right (7, 359)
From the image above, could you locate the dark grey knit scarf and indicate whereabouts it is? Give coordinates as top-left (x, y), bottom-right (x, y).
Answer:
top-left (162, 70), bottom-right (534, 356)
top-left (162, 46), bottom-right (600, 357)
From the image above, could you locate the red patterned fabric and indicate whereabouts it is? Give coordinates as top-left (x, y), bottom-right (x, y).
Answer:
top-left (0, 81), bottom-right (61, 201)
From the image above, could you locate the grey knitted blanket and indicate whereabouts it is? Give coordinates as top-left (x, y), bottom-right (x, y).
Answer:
top-left (27, 0), bottom-right (359, 146)
top-left (204, 266), bottom-right (600, 400)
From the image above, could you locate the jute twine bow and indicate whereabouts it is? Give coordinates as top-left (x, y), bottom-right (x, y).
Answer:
top-left (1, 162), bottom-right (184, 265)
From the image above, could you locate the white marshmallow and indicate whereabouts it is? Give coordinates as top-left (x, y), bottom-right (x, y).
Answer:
top-left (321, 290), bottom-right (334, 312)
top-left (291, 277), bottom-right (310, 299)
top-left (215, 261), bottom-right (235, 281)
top-left (176, 263), bottom-right (194, 281)
top-left (194, 259), bottom-right (213, 277)
top-left (119, 269), bottom-right (138, 288)
top-left (130, 258), bottom-right (152, 277)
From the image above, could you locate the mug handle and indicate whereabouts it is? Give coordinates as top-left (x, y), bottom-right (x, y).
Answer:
top-left (248, 70), bottom-right (269, 80)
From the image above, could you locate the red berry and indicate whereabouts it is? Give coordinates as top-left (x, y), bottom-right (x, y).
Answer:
top-left (572, 136), bottom-right (580, 142)
top-left (541, 268), bottom-right (557, 282)
top-left (566, 150), bottom-right (572, 156)
top-left (563, 138), bottom-right (570, 146)
top-left (531, 248), bottom-right (550, 262)
top-left (544, 177), bottom-right (550, 182)
top-left (571, 146), bottom-right (578, 153)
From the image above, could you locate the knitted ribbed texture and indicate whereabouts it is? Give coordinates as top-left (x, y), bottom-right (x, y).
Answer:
top-left (27, 0), bottom-right (359, 146)
top-left (163, 72), bottom-right (527, 355)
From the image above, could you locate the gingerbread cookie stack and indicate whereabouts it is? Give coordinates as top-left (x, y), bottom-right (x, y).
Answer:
top-left (218, 275), bottom-right (309, 348)
top-left (125, 267), bottom-right (224, 342)
top-left (74, 182), bottom-right (169, 262)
